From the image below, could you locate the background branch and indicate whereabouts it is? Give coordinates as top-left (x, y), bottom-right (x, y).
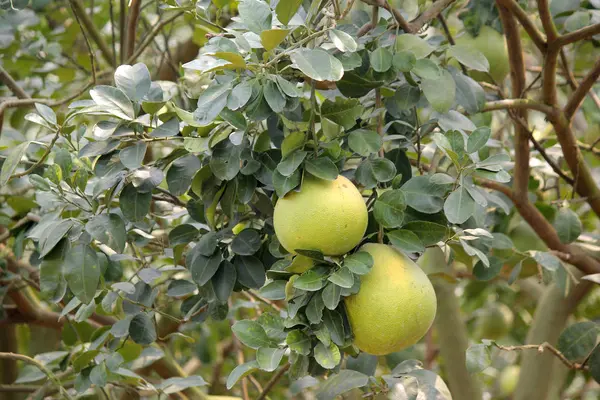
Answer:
top-left (0, 66), bottom-right (30, 100)
top-left (563, 58), bottom-right (600, 121)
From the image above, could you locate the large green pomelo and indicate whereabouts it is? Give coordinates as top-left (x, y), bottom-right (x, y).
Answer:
top-left (273, 175), bottom-right (368, 256)
top-left (345, 243), bottom-right (437, 355)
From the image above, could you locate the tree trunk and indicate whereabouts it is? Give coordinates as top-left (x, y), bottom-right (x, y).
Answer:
top-left (433, 281), bottom-right (483, 400)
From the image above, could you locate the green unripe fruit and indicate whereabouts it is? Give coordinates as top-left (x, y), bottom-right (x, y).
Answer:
top-left (345, 244), bottom-right (437, 355)
top-left (498, 365), bottom-right (520, 397)
top-left (474, 304), bottom-right (514, 340)
top-left (455, 26), bottom-right (510, 84)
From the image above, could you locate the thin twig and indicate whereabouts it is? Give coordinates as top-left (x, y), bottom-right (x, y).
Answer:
top-left (125, 0), bottom-right (142, 59)
top-left (437, 14), bottom-right (468, 75)
top-left (537, 0), bottom-right (559, 42)
top-left (494, 342), bottom-right (587, 371)
top-left (556, 23), bottom-right (600, 47)
top-left (0, 66), bottom-right (30, 99)
top-left (127, 11), bottom-right (185, 64)
top-left (256, 364), bottom-right (290, 400)
top-left (563, 58), bottom-right (600, 121)
top-left (68, 0), bottom-right (114, 66)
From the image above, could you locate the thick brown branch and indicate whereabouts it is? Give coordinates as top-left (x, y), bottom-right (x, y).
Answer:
top-left (360, 0), bottom-right (411, 32)
top-left (409, 0), bottom-right (457, 33)
top-left (482, 99), bottom-right (554, 115)
top-left (497, 2), bottom-right (529, 201)
top-left (0, 66), bottom-right (30, 100)
top-left (556, 23), bottom-right (600, 47)
top-left (537, 0), bottom-right (559, 41)
top-left (126, 11), bottom-right (185, 64)
top-left (476, 179), bottom-right (600, 275)
top-left (496, 0), bottom-right (546, 52)
top-left (125, 0), bottom-right (142, 59)
top-left (563, 58), bottom-right (600, 121)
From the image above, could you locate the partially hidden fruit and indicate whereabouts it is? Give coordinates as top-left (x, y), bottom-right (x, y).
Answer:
top-left (500, 221), bottom-right (547, 278)
top-left (498, 365), bottom-right (520, 397)
top-left (344, 243), bottom-right (437, 355)
top-left (474, 303), bottom-right (514, 340)
top-left (455, 26), bottom-right (509, 84)
top-left (273, 175), bottom-right (368, 256)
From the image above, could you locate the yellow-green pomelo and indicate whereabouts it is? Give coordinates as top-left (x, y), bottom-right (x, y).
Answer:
top-left (455, 26), bottom-right (509, 84)
top-left (273, 175), bottom-right (368, 256)
top-left (498, 365), bottom-right (520, 397)
top-left (344, 243), bottom-right (437, 355)
top-left (474, 303), bottom-right (514, 340)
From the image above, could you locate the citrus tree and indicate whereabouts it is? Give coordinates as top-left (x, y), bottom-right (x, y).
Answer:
top-left (1, 0), bottom-right (600, 399)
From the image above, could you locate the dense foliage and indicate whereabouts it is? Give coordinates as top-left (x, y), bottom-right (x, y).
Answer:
top-left (1, 0), bottom-right (600, 399)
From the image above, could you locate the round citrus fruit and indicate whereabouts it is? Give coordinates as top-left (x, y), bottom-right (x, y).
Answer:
top-left (273, 175), bottom-right (368, 256)
top-left (498, 365), bottom-right (520, 397)
top-left (344, 243), bottom-right (437, 355)
top-left (455, 26), bottom-right (509, 84)
top-left (474, 303), bottom-right (514, 340)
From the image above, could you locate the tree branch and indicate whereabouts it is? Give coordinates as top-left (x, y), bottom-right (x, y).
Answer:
top-left (409, 0), bottom-right (457, 33)
top-left (126, 11), bottom-right (185, 64)
top-left (476, 179), bottom-right (600, 275)
top-left (0, 66), bottom-right (30, 100)
top-left (256, 364), bottom-right (290, 400)
top-left (556, 23), bottom-right (600, 47)
top-left (497, 1), bottom-right (529, 202)
top-left (537, 0), bottom-right (559, 41)
top-left (481, 99), bottom-right (555, 115)
top-left (125, 0), bottom-right (142, 59)
top-left (496, 342), bottom-right (587, 371)
top-left (69, 0), bottom-right (114, 66)
top-left (496, 0), bottom-right (546, 52)
top-left (563, 57), bottom-right (600, 121)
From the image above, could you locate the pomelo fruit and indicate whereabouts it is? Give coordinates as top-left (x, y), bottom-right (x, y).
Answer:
top-left (498, 365), bottom-right (520, 397)
top-left (344, 243), bottom-right (437, 355)
top-left (455, 26), bottom-right (509, 84)
top-left (273, 175), bottom-right (368, 256)
top-left (474, 303), bottom-right (514, 340)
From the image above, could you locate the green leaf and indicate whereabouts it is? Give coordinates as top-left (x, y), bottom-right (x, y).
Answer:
top-left (473, 256), bottom-right (504, 281)
top-left (314, 342), bottom-right (341, 369)
top-left (212, 261), bottom-right (237, 302)
top-left (392, 51), bottom-right (416, 72)
top-left (64, 244), bottom-right (100, 304)
top-left (40, 240), bottom-right (68, 302)
top-left (277, 151), bottom-right (307, 176)
top-left (39, 219), bottom-right (75, 258)
top-left (264, 80), bottom-right (286, 113)
top-left (189, 251), bottom-right (222, 286)
top-left (0, 141), bottom-right (29, 186)
top-left (413, 58), bottom-right (441, 79)
top-left (422, 70), bottom-right (456, 113)
top-left (275, 75), bottom-right (301, 97)
top-left (232, 320), bottom-right (274, 349)
top-left (452, 70), bottom-right (486, 114)
top-left (370, 47), bottom-right (393, 72)
top-left (322, 282), bottom-right (342, 309)
top-left (558, 322), bottom-right (600, 361)
top-left (286, 330), bottom-right (311, 355)
top-left (403, 221), bottom-right (447, 246)
top-left (120, 184), bottom-right (151, 222)
top-left (395, 34), bottom-right (434, 58)
top-left (157, 376), bottom-right (208, 394)
top-left (210, 140), bottom-right (242, 181)
top-left (231, 229), bottom-right (262, 255)
top-left (226, 361), bottom-right (259, 389)
top-left (465, 344), bottom-right (491, 373)
top-left (90, 85), bottom-right (135, 120)
top-left (120, 142), bottom-right (147, 170)
top-left (304, 157), bottom-right (338, 181)
top-left (444, 186), bottom-right (476, 224)
top-left (257, 347), bottom-right (285, 372)
top-left (234, 255), bottom-right (266, 289)
top-left (129, 313), bottom-right (157, 345)
top-left (355, 157), bottom-right (397, 189)
top-left (321, 98), bottom-right (363, 130)
top-left (394, 84), bottom-right (421, 110)
top-left (401, 176), bottom-right (447, 214)
top-left (168, 224), bottom-right (198, 247)
top-left (259, 280), bottom-right (287, 300)
top-left (34, 103), bottom-right (57, 126)
top-left (589, 345), bottom-right (600, 384)
top-left (90, 363), bottom-right (108, 387)
top-left (448, 45), bottom-right (490, 72)
top-left (467, 127), bottom-right (491, 153)
top-left (306, 293), bottom-right (325, 324)
top-left (316, 370), bottom-right (369, 400)
top-left (329, 29), bottom-right (357, 52)
top-left (553, 207), bottom-right (582, 244)
top-left (293, 269), bottom-right (326, 291)
top-left (387, 229), bottom-right (425, 253)
top-left (228, 81), bottom-right (253, 110)
top-left (260, 29), bottom-right (289, 51)
top-left (281, 131), bottom-right (306, 158)
top-left (167, 280), bottom-right (197, 297)
top-left (194, 83), bottom-right (231, 125)
top-left (348, 129), bottom-right (382, 156)
top-left (328, 267), bottom-right (354, 288)
top-left (275, 0), bottom-right (302, 25)
top-left (343, 252), bottom-right (373, 275)
top-left (532, 252), bottom-right (561, 272)
top-left (373, 189), bottom-right (406, 228)
top-left (85, 213), bottom-right (127, 253)
top-left (150, 118), bottom-right (180, 137)
top-left (114, 63), bottom-right (151, 101)
top-left (238, 0), bottom-right (272, 34)
top-left (290, 49), bottom-right (344, 82)
top-left (273, 168), bottom-right (301, 197)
